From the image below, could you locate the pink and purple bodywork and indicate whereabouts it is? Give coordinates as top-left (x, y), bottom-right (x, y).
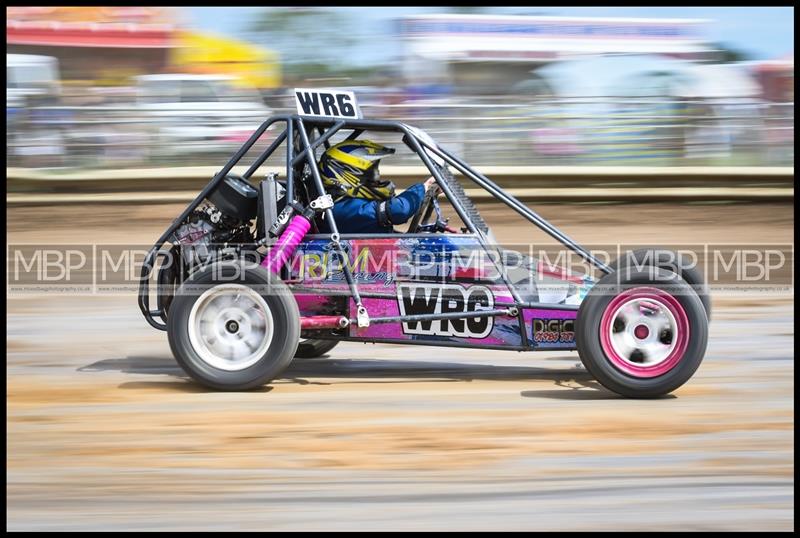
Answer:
top-left (265, 232), bottom-right (593, 351)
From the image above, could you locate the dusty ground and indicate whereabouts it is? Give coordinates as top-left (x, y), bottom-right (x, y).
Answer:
top-left (6, 202), bottom-right (795, 531)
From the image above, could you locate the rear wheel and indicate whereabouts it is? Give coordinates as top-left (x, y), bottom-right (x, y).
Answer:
top-left (576, 267), bottom-right (708, 398)
top-left (167, 261), bottom-right (299, 390)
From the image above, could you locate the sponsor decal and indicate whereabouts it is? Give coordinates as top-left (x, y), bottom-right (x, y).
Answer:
top-left (294, 88), bottom-right (362, 119)
top-left (532, 318), bottom-right (575, 344)
top-left (328, 270), bottom-right (395, 287)
top-left (297, 246), bottom-right (396, 287)
top-left (397, 283), bottom-right (494, 338)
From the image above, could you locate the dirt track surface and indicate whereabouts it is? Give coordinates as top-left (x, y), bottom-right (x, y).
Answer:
top-left (7, 202), bottom-right (795, 531)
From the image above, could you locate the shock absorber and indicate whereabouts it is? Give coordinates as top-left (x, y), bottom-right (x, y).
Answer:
top-left (262, 194), bottom-right (334, 274)
top-left (262, 213), bottom-right (312, 273)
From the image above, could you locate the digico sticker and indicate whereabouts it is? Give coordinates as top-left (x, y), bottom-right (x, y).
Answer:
top-left (397, 283), bottom-right (494, 338)
top-left (532, 318), bottom-right (575, 344)
top-left (294, 88), bottom-right (362, 119)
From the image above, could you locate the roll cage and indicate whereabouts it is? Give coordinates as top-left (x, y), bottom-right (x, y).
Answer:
top-left (139, 114), bottom-right (612, 331)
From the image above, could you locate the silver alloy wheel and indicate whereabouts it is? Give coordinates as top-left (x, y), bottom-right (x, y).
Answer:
top-left (607, 297), bottom-right (678, 368)
top-left (188, 284), bottom-right (273, 371)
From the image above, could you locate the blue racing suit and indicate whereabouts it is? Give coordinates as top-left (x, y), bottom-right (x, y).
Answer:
top-left (323, 183), bottom-right (426, 234)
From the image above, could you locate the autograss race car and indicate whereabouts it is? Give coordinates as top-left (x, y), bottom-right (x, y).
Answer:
top-left (139, 89), bottom-right (711, 398)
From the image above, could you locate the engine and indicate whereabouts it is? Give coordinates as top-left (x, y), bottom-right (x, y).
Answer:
top-left (170, 174), bottom-right (260, 267)
top-left (171, 206), bottom-right (252, 266)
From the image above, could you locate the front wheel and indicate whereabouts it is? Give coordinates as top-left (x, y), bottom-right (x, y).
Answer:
top-left (167, 261), bottom-right (300, 390)
top-left (608, 248), bottom-right (712, 321)
top-left (576, 267), bottom-right (708, 398)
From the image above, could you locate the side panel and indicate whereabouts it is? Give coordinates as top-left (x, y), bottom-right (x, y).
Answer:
top-left (288, 235), bottom-right (580, 350)
top-left (522, 307), bottom-right (578, 350)
top-left (348, 286), bottom-right (522, 347)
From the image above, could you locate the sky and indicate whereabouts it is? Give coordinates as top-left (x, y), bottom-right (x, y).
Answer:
top-left (184, 6), bottom-right (794, 66)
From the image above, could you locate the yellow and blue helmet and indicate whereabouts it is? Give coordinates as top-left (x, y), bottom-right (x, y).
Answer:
top-left (319, 139), bottom-right (396, 201)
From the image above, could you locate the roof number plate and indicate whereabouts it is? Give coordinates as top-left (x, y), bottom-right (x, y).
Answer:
top-left (294, 89), bottom-right (362, 119)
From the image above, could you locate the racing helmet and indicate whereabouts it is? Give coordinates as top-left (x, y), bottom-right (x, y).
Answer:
top-left (319, 139), bottom-right (396, 201)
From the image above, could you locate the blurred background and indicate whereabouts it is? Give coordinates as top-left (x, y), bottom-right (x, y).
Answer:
top-left (6, 6), bottom-right (794, 169)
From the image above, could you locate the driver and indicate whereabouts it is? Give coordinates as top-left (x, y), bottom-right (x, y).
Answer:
top-left (318, 139), bottom-right (436, 234)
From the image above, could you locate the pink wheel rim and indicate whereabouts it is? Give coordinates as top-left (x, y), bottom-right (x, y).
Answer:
top-left (599, 287), bottom-right (690, 378)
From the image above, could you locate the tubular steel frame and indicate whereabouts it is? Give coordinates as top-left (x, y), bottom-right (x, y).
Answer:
top-left (139, 114), bottom-right (608, 333)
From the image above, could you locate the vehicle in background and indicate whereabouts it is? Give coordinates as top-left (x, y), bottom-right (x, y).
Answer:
top-left (7, 53), bottom-right (61, 105)
top-left (7, 54), bottom-right (67, 167)
top-left (134, 74), bottom-right (273, 160)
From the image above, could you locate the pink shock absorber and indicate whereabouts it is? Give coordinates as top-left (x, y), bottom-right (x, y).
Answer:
top-left (262, 214), bottom-right (312, 273)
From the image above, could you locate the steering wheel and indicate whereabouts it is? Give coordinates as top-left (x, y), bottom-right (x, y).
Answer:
top-left (406, 179), bottom-right (457, 234)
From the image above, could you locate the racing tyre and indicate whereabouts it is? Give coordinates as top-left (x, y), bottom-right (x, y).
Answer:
top-left (576, 267), bottom-right (708, 398)
top-left (295, 339), bottom-right (339, 359)
top-left (167, 261), bottom-right (300, 390)
top-left (608, 248), bottom-right (711, 321)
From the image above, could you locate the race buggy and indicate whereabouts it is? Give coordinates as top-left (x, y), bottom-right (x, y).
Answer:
top-left (138, 89), bottom-right (711, 398)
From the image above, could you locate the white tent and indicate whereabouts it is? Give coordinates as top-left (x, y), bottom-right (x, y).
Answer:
top-left (536, 54), bottom-right (760, 99)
